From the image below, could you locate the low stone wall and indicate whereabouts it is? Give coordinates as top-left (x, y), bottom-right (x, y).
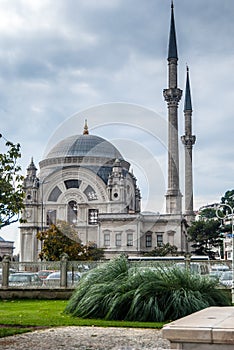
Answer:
top-left (162, 306), bottom-right (234, 349)
top-left (0, 288), bottom-right (74, 299)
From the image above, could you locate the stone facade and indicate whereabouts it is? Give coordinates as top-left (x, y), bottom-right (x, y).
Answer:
top-left (20, 128), bottom-right (187, 261)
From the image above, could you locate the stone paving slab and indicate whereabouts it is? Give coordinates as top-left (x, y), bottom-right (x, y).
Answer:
top-left (0, 326), bottom-right (171, 350)
top-left (163, 306), bottom-right (234, 345)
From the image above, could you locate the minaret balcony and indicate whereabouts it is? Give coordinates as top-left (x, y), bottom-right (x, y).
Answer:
top-left (181, 135), bottom-right (196, 146)
top-left (163, 88), bottom-right (182, 105)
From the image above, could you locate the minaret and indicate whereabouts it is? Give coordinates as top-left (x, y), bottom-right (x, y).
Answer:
top-left (181, 67), bottom-right (196, 221)
top-left (163, 1), bottom-right (182, 214)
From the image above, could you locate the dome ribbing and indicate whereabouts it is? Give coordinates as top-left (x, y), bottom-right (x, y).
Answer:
top-left (45, 134), bottom-right (123, 160)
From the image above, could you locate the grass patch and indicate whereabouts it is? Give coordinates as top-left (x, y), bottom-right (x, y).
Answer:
top-left (0, 299), bottom-right (164, 338)
top-left (0, 328), bottom-right (32, 338)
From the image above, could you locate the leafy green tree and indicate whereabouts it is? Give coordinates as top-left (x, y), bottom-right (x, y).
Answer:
top-left (37, 221), bottom-right (104, 261)
top-left (199, 208), bottom-right (216, 219)
top-left (0, 136), bottom-right (24, 229)
top-left (187, 220), bottom-right (223, 259)
top-left (221, 189), bottom-right (234, 209)
top-left (56, 220), bottom-right (81, 243)
top-left (143, 243), bottom-right (178, 256)
top-left (216, 189), bottom-right (234, 253)
top-left (82, 241), bottom-right (105, 261)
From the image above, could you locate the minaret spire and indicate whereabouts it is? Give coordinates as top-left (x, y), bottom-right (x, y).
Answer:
top-left (163, 2), bottom-right (182, 214)
top-left (83, 119), bottom-right (89, 135)
top-left (168, 0), bottom-right (178, 60)
top-left (184, 66), bottom-right (192, 112)
top-left (181, 66), bottom-right (196, 221)
top-left (26, 157), bottom-right (37, 178)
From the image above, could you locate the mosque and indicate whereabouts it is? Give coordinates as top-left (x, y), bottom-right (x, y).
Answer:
top-left (20, 2), bottom-right (196, 262)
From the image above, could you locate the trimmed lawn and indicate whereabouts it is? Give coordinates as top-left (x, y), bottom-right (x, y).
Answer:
top-left (0, 300), bottom-right (165, 338)
top-left (0, 328), bottom-right (32, 338)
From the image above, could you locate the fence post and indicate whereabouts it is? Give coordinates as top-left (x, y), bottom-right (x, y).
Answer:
top-left (184, 253), bottom-right (191, 271)
top-left (2, 255), bottom-right (11, 288)
top-left (60, 253), bottom-right (68, 288)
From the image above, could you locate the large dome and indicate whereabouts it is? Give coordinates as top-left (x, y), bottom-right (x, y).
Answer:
top-left (45, 134), bottom-right (123, 160)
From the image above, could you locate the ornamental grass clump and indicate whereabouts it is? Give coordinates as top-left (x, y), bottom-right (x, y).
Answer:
top-left (65, 255), bottom-right (231, 322)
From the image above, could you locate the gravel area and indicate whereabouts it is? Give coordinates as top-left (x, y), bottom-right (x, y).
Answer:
top-left (0, 326), bottom-right (171, 350)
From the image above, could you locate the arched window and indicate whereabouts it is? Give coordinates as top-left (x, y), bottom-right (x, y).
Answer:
top-left (67, 201), bottom-right (78, 224)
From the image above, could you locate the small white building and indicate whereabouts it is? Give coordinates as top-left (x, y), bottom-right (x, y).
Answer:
top-left (0, 236), bottom-right (14, 260)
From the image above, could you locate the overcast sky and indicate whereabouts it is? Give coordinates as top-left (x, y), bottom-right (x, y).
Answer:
top-left (1, 0), bottom-right (234, 250)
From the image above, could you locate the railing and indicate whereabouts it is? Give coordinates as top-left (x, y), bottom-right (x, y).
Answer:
top-left (0, 254), bottom-right (104, 289)
top-left (0, 255), bottom-right (232, 290)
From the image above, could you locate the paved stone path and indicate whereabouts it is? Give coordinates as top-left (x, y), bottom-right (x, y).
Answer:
top-left (0, 326), bottom-right (171, 350)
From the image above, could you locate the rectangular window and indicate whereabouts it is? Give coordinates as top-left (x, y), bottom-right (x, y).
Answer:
top-left (46, 210), bottom-right (56, 225)
top-left (146, 234), bottom-right (152, 248)
top-left (104, 233), bottom-right (110, 246)
top-left (157, 234), bottom-right (163, 247)
top-left (88, 209), bottom-right (98, 225)
top-left (68, 201), bottom-right (78, 225)
top-left (116, 233), bottom-right (122, 247)
top-left (127, 233), bottom-right (133, 246)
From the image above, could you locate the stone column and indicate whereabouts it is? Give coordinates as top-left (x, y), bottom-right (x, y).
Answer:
top-left (60, 253), bottom-right (68, 288)
top-left (2, 255), bottom-right (11, 288)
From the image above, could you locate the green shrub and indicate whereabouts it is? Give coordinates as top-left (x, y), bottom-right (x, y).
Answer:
top-left (65, 255), bottom-right (231, 322)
